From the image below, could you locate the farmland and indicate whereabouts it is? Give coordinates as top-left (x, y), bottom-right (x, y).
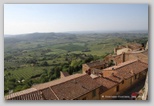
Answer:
top-left (4, 32), bottom-right (148, 95)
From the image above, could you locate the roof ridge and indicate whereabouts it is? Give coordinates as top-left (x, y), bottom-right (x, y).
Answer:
top-left (103, 59), bottom-right (138, 71)
top-left (115, 59), bottom-right (138, 70)
top-left (51, 74), bottom-right (89, 88)
top-left (138, 59), bottom-right (148, 65)
top-left (49, 87), bottom-right (59, 100)
top-left (33, 73), bottom-right (87, 90)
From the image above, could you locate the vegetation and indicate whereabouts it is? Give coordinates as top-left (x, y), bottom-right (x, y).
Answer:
top-left (4, 32), bottom-right (148, 95)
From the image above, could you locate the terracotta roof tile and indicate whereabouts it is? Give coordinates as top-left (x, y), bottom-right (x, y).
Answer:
top-left (103, 59), bottom-right (138, 71)
top-left (40, 88), bottom-right (58, 100)
top-left (5, 73), bottom-right (101, 100)
top-left (103, 59), bottom-right (148, 80)
top-left (6, 90), bottom-right (43, 100)
top-left (94, 77), bottom-right (118, 93)
top-left (115, 60), bottom-right (148, 79)
top-left (142, 50), bottom-right (148, 57)
top-left (86, 60), bottom-right (105, 67)
top-left (50, 74), bottom-right (101, 100)
top-left (5, 88), bottom-right (37, 100)
top-left (127, 43), bottom-right (142, 50)
top-left (32, 73), bottom-right (86, 90)
top-left (105, 75), bottom-right (122, 83)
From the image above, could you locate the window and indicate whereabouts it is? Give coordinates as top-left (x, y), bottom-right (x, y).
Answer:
top-left (92, 89), bottom-right (96, 97)
top-left (116, 85), bottom-right (119, 92)
top-left (135, 75), bottom-right (137, 79)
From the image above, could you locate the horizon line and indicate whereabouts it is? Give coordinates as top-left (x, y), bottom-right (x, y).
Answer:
top-left (4, 30), bottom-right (148, 36)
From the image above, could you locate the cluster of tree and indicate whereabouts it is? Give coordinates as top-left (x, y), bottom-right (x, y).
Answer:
top-left (4, 52), bottom-right (100, 95)
top-left (39, 67), bottom-right (61, 83)
top-left (4, 77), bottom-right (33, 94)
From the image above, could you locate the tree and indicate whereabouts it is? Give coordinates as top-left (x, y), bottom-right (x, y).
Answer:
top-left (41, 61), bottom-right (49, 66)
top-left (49, 68), bottom-right (55, 76)
top-left (9, 78), bottom-right (16, 83)
top-left (7, 81), bottom-right (16, 90)
top-left (40, 76), bottom-right (49, 83)
top-left (68, 66), bottom-right (73, 75)
top-left (55, 70), bottom-right (60, 78)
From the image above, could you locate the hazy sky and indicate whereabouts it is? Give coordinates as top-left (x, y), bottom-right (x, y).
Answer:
top-left (4, 4), bottom-right (148, 35)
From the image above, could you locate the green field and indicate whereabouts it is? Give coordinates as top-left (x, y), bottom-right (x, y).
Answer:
top-left (4, 32), bottom-right (148, 94)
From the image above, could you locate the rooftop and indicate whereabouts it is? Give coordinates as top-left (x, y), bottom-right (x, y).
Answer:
top-left (32, 73), bottom-right (85, 90)
top-left (103, 59), bottom-right (148, 80)
top-left (5, 88), bottom-right (38, 100)
top-left (50, 74), bottom-right (101, 100)
top-left (5, 73), bottom-right (101, 100)
top-left (103, 59), bottom-right (138, 71)
top-left (127, 43), bottom-right (143, 50)
top-left (94, 77), bottom-right (118, 93)
top-left (85, 60), bottom-right (105, 67)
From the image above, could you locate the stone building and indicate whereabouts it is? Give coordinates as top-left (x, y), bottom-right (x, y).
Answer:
top-left (114, 43), bottom-right (144, 55)
top-left (93, 59), bottom-right (148, 100)
top-left (82, 60), bottom-right (108, 74)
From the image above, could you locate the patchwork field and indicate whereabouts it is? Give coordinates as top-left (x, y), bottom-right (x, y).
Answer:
top-left (4, 32), bottom-right (148, 94)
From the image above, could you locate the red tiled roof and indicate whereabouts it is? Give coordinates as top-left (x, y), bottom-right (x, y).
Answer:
top-left (141, 50), bottom-right (148, 57)
top-left (103, 59), bottom-right (148, 80)
top-left (103, 59), bottom-right (138, 71)
top-left (50, 74), bottom-right (101, 100)
top-left (94, 77), bottom-right (118, 93)
top-left (105, 75), bottom-right (122, 83)
top-left (40, 88), bottom-right (58, 100)
top-left (115, 60), bottom-right (148, 79)
top-left (5, 73), bottom-right (101, 100)
top-left (127, 43), bottom-right (142, 50)
top-left (32, 73), bottom-right (86, 90)
top-left (5, 88), bottom-right (37, 100)
top-left (6, 90), bottom-right (43, 100)
top-left (86, 60), bottom-right (105, 67)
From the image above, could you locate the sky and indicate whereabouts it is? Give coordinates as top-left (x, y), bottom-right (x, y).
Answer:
top-left (4, 4), bottom-right (148, 35)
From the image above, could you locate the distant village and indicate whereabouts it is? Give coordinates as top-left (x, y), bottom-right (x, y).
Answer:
top-left (5, 42), bottom-right (148, 100)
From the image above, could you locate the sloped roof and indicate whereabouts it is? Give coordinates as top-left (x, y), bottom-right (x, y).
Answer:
top-left (127, 43), bottom-right (142, 50)
top-left (115, 60), bottom-right (148, 79)
top-left (32, 73), bottom-right (85, 90)
top-left (40, 88), bottom-right (58, 100)
top-left (5, 89), bottom-right (43, 100)
top-left (86, 60), bottom-right (105, 67)
top-left (50, 74), bottom-right (101, 100)
top-left (141, 50), bottom-right (148, 57)
top-left (94, 77), bottom-right (118, 93)
top-left (103, 59), bottom-right (148, 80)
top-left (5, 73), bottom-right (101, 100)
top-left (103, 59), bottom-right (138, 71)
